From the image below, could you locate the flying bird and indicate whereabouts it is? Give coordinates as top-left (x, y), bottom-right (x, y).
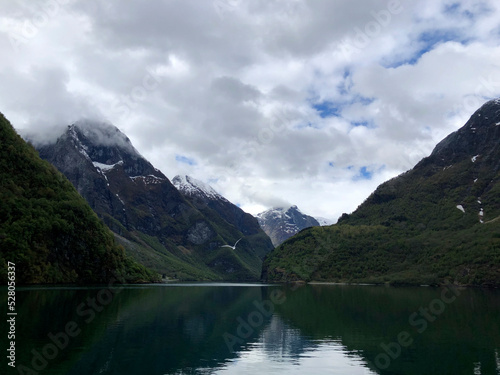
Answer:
top-left (220, 238), bottom-right (242, 250)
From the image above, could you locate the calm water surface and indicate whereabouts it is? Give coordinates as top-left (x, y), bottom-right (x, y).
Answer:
top-left (2, 283), bottom-right (500, 374)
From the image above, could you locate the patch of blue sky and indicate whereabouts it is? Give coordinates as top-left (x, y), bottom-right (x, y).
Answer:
top-left (383, 29), bottom-right (470, 68)
top-left (175, 154), bottom-right (197, 166)
top-left (355, 166), bottom-right (373, 180)
top-left (419, 29), bottom-right (469, 49)
top-left (353, 96), bottom-right (374, 106)
top-left (308, 67), bottom-right (375, 118)
top-left (337, 69), bottom-right (353, 96)
top-left (311, 95), bottom-right (374, 119)
top-left (351, 120), bottom-right (370, 128)
top-left (312, 101), bottom-right (342, 118)
top-left (443, 1), bottom-right (491, 20)
top-left (443, 3), bottom-right (461, 15)
top-left (348, 165), bottom-right (385, 181)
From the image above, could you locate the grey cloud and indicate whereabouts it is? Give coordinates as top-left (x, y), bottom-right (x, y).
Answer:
top-left (1, 0), bottom-right (500, 217)
top-left (239, 184), bottom-right (292, 209)
top-left (0, 66), bottom-right (100, 144)
top-left (211, 76), bottom-right (261, 102)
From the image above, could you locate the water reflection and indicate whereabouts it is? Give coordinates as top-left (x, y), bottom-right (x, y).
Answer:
top-left (2, 284), bottom-right (499, 375)
top-left (219, 316), bottom-right (376, 374)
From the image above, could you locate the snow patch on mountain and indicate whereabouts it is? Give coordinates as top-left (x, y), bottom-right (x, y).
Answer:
top-left (131, 175), bottom-right (166, 185)
top-left (93, 160), bottom-right (123, 172)
top-left (257, 207), bottom-right (290, 220)
top-left (172, 175), bottom-right (226, 201)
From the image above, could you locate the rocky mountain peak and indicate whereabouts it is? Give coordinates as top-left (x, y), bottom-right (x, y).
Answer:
top-left (69, 119), bottom-right (139, 156)
top-left (257, 205), bottom-right (320, 247)
top-left (423, 98), bottom-right (500, 170)
top-left (55, 120), bottom-right (163, 179)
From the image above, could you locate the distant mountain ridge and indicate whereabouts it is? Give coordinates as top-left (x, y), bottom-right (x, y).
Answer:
top-left (257, 205), bottom-right (320, 246)
top-left (37, 120), bottom-right (273, 281)
top-left (262, 99), bottom-right (500, 286)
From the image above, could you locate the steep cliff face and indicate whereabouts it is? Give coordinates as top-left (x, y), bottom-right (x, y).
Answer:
top-left (36, 120), bottom-right (265, 281)
top-left (0, 114), bottom-right (158, 285)
top-left (262, 100), bottom-right (500, 286)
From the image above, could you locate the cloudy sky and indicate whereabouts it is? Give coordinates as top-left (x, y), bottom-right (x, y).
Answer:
top-left (1, 0), bottom-right (500, 220)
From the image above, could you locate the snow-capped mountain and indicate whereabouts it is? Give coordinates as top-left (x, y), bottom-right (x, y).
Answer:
top-left (173, 175), bottom-right (226, 201)
top-left (173, 175), bottom-right (274, 258)
top-left (36, 120), bottom-right (168, 225)
top-left (36, 120), bottom-right (271, 281)
top-left (257, 205), bottom-right (320, 246)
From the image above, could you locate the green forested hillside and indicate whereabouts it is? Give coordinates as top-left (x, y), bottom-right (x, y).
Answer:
top-left (0, 113), bottom-right (158, 284)
top-left (262, 100), bottom-right (500, 287)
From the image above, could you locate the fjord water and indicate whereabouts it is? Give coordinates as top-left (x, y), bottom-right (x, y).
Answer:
top-left (4, 284), bottom-right (500, 375)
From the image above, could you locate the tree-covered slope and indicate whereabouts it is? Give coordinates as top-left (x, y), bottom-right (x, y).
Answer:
top-left (262, 100), bottom-right (500, 287)
top-left (0, 113), bottom-right (158, 284)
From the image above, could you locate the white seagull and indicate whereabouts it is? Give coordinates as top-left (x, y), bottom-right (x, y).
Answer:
top-left (220, 238), bottom-right (242, 250)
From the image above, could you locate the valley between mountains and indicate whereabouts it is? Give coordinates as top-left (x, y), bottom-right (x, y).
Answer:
top-left (2, 99), bottom-right (500, 286)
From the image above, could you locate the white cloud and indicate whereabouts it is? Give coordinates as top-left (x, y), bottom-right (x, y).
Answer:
top-left (1, 0), bottom-right (500, 221)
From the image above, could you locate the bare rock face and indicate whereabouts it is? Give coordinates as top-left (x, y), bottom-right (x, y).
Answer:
top-left (187, 222), bottom-right (214, 245)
